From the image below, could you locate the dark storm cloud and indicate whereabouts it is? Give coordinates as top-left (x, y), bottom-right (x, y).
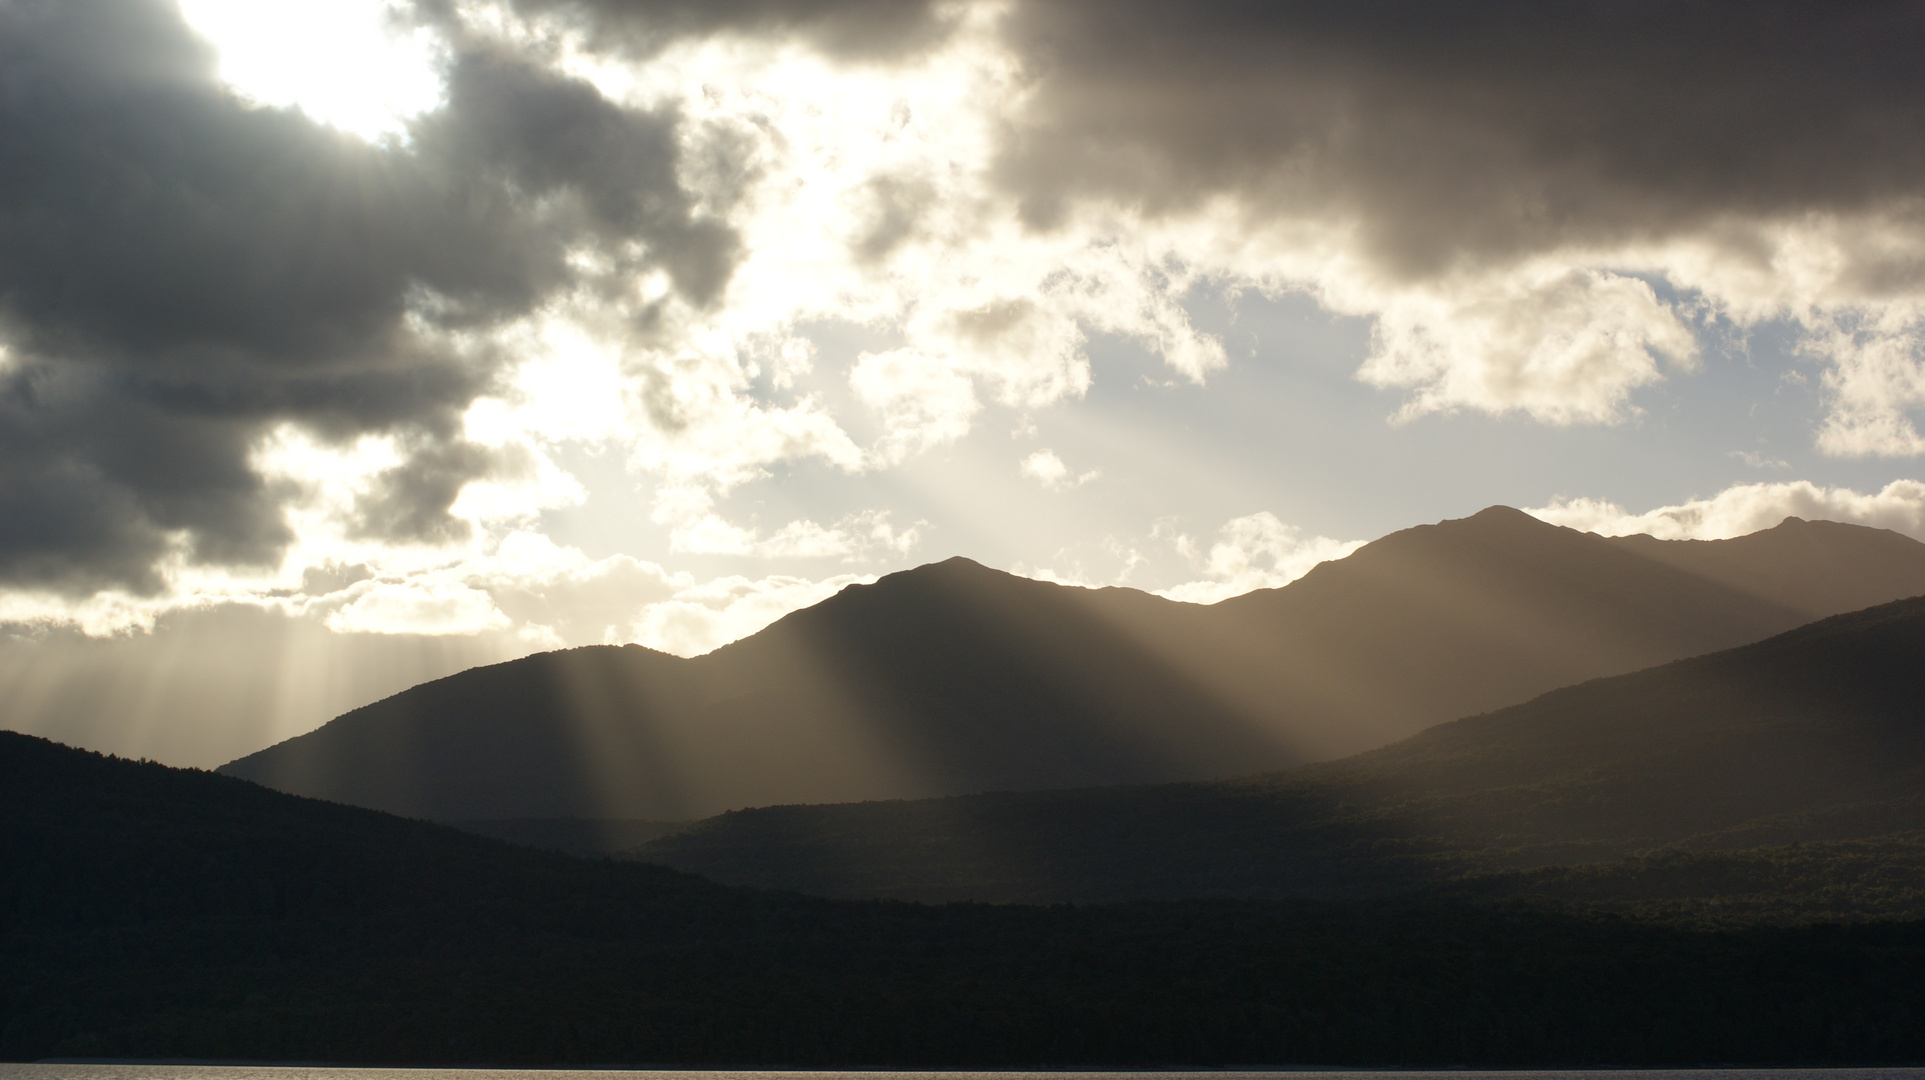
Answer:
top-left (352, 440), bottom-right (510, 545)
top-left (993, 0), bottom-right (1925, 280)
top-left (416, 47), bottom-right (739, 305)
top-left (0, 364), bottom-right (290, 592)
top-left (0, 0), bottom-right (738, 591)
top-left (0, 3), bottom-right (551, 371)
top-left (469, 0), bottom-right (1925, 281)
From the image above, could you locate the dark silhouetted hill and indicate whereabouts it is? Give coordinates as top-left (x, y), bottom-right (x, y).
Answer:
top-left (628, 595), bottom-right (1925, 914)
top-left (218, 562), bottom-right (1274, 819)
top-left (11, 729), bottom-right (1925, 1066)
top-left (221, 510), bottom-right (1925, 820)
top-left (1194, 509), bottom-right (1925, 757)
top-left (451, 815), bottom-right (692, 856)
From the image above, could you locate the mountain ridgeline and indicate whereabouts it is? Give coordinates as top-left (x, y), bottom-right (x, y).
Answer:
top-left (631, 594), bottom-right (1925, 915)
top-left (220, 508), bottom-right (1925, 821)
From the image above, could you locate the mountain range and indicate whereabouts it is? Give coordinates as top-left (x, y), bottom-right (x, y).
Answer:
top-left (629, 593), bottom-right (1925, 913)
top-left (14, 506), bottom-right (1925, 1064)
top-left (221, 507), bottom-right (1925, 821)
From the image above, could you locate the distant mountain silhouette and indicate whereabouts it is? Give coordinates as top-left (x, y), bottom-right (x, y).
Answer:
top-left (631, 595), bottom-right (1925, 910)
top-left (221, 509), bottom-right (1925, 820)
top-left (1192, 509), bottom-right (1925, 757)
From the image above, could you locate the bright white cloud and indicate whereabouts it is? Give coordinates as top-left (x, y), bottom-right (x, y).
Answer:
top-left (1019, 449), bottom-right (1069, 487)
top-left (461, 312), bottom-right (632, 448)
top-left (1355, 267), bottom-right (1699, 424)
top-left (1526, 479), bottom-right (1925, 541)
top-left (1807, 315), bottom-right (1925, 457)
top-left (850, 348), bottom-right (982, 463)
top-left (1159, 512), bottom-right (1364, 604)
top-left (1019, 448), bottom-right (1099, 491)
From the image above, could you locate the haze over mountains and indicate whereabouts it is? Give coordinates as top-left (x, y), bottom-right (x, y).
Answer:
top-left (221, 507), bottom-right (1925, 821)
top-left (634, 594), bottom-right (1925, 911)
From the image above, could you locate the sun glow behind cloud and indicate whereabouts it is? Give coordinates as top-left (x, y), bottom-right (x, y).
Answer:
top-left (177, 0), bottom-right (445, 141)
top-left (243, 0), bottom-right (1249, 635)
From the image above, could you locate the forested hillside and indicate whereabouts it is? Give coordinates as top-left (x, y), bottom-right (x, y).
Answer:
top-left (6, 730), bottom-right (1925, 1065)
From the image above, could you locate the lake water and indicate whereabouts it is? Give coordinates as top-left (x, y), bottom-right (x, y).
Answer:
top-left (6, 1070), bottom-right (1925, 1080)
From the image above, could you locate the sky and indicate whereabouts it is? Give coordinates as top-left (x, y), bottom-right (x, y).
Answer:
top-left (6, 0), bottom-right (1925, 766)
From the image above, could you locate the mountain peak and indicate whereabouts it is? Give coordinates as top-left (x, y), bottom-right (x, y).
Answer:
top-left (1458, 504), bottom-right (1556, 530)
top-left (932, 554), bottom-right (993, 571)
top-left (869, 555), bottom-right (1004, 589)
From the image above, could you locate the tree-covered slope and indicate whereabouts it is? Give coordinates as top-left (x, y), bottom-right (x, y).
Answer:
top-left (8, 730), bottom-right (1925, 1066)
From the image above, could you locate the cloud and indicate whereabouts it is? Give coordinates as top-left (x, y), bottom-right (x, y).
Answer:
top-left (16, 0), bottom-right (1925, 645)
top-left (667, 510), bottom-right (922, 560)
top-left (1729, 450), bottom-right (1791, 471)
top-left (1159, 512), bottom-right (1364, 604)
top-left (178, 0), bottom-right (446, 141)
top-left (0, 0), bottom-right (739, 593)
top-left (568, 8), bottom-right (1227, 469)
top-left (53, 0), bottom-right (1242, 588)
top-left (1526, 479), bottom-right (1925, 541)
top-left (324, 580), bottom-right (513, 635)
top-left (415, 45), bottom-right (740, 306)
top-left (458, 532), bottom-right (680, 645)
top-left (850, 348), bottom-right (981, 463)
top-left (350, 440), bottom-right (505, 544)
top-left (1018, 448), bottom-right (1098, 491)
top-left (1807, 312), bottom-right (1925, 457)
top-left (995, 2), bottom-right (1925, 268)
top-left (478, 0), bottom-right (956, 62)
top-left (986, 0), bottom-right (1925, 436)
top-left (305, 527), bottom-right (877, 653)
top-left (1357, 267), bottom-right (1698, 423)
top-left (627, 572), bottom-right (871, 657)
